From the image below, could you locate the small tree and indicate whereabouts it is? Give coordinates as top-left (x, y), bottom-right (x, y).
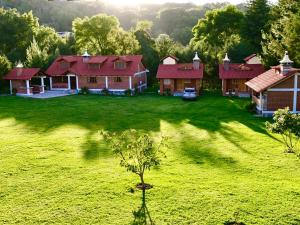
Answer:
top-left (266, 108), bottom-right (300, 155)
top-left (101, 129), bottom-right (168, 189)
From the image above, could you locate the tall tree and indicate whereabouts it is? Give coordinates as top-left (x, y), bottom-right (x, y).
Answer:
top-left (155, 34), bottom-right (177, 59)
top-left (73, 13), bottom-right (140, 55)
top-left (191, 5), bottom-right (244, 88)
top-left (134, 26), bottom-right (159, 86)
top-left (0, 54), bottom-right (12, 92)
top-left (0, 8), bottom-right (38, 62)
top-left (25, 38), bottom-right (49, 69)
top-left (241, 0), bottom-right (271, 54)
top-left (262, 0), bottom-right (300, 67)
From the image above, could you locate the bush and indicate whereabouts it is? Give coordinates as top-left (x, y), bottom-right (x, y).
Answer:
top-left (12, 88), bottom-right (17, 95)
top-left (124, 89), bottom-right (133, 96)
top-left (266, 107), bottom-right (300, 155)
top-left (245, 102), bottom-right (257, 113)
top-left (101, 88), bottom-right (109, 96)
top-left (163, 88), bottom-right (171, 96)
top-left (79, 86), bottom-right (90, 95)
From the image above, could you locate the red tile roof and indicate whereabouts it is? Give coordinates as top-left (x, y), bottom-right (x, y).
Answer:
top-left (244, 54), bottom-right (257, 62)
top-left (245, 67), bottom-right (300, 93)
top-left (4, 68), bottom-right (41, 80)
top-left (219, 63), bottom-right (265, 79)
top-left (157, 63), bottom-right (204, 79)
top-left (46, 55), bottom-right (145, 77)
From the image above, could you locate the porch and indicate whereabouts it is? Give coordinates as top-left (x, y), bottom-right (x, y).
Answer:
top-left (222, 79), bottom-right (250, 97)
top-left (10, 76), bottom-right (46, 96)
top-left (160, 78), bottom-right (201, 95)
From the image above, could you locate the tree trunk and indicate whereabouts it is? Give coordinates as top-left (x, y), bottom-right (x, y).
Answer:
top-left (139, 173), bottom-right (145, 188)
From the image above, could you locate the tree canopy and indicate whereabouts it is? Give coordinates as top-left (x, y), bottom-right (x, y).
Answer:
top-left (73, 14), bottom-right (140, 55)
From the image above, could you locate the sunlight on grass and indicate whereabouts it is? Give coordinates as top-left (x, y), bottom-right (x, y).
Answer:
top-left (0, 94), bottom-right (299, 224)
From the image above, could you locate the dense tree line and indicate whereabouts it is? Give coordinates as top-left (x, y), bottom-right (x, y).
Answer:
top-left (0, 0), bottom-right (300, 91)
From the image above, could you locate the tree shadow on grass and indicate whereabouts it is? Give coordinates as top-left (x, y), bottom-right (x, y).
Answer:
top-left (82, 131), bottom-right (112, 160)
top-left (0, 94), bottom-right (279, 166)
top-left (131, 189), bottom-right (155, 225)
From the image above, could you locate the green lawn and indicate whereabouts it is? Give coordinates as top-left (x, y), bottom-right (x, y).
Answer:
top-left (0, 93), bottom-right (299, 224)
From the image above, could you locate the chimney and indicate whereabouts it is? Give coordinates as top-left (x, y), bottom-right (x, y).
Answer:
top-left (16, 61), bottom-right (23, 76)
top-left (280, 51), bottom-right (293, 75)
top-left (82, 49), bottom-right (90, 63)
top-left (193, 52), bottom-right (201, 70)
top-left (223, 53), bottom-right (230, 71)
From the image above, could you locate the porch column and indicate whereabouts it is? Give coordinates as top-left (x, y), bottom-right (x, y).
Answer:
top-left (26, 80), bottom-right (30, 95)
top-left (105, 76), bottom-right (108, 89)
top-left (76, 76), bottom-right (79, 90)
top-left (129, 76), bottom-right (132, 90)
top-left (9, 80), bottom-right (12, 95)
top-left (67, 76), bottom-right (71, 90)
top-left (40, 77), bottom-right (45, 93)
top-left (259, 92), bottom-right (263, 111)
top-left (49, 77), bottom-right (52, 90)
top-left (293, 74), bottom-right (298, 113)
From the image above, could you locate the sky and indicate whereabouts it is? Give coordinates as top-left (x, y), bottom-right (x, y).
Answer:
top-left (108, 0), bottom-right (277, 6)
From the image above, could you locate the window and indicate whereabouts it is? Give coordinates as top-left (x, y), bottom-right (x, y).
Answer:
top-left (88, 63), bottom-right (100, 70)
top-left (87, 77), bottom-right (97, 83)
top-left (163, 79), bottom-right (171, 85)
top-left (114, 77), bottom-right (122, 82)
top-left (232, 79), bottom-right (239, 88)
top-left (114, 61), bottom-right (126, 69)
top-left (184, 79), bottom-right (192, 83)
top-left (60, 61), bottom-right (70, 69)
top-left (53, 76), bottom-right (68, 83)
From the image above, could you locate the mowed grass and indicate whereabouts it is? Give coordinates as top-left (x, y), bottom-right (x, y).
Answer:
top-left (0, 93), bottom-right (299, 225)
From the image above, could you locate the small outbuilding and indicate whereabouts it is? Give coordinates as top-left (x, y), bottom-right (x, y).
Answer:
top-left (246, 51), bottom-right (300, 115)
top-left (219, 53), bottom-right (265, 97)
top-left (4, 63), bottom-right (46, 96)
top-left (157, 53), bottom-right (204, 96)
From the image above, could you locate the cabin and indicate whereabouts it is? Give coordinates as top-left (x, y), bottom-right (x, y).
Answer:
top-left (46, 52), bottom-right (148, 94)
top-left (4, 63), bottom-right (46, 96)
top-left (246, 51), bottom-right (300, 116)
top-left (157, 53), bottom-right (204, 96)
top-left (219, 53), bottom-right (265, 97)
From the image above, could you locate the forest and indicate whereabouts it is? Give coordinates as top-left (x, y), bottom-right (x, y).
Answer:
top-left (0, 0), bottom-right (300, 89)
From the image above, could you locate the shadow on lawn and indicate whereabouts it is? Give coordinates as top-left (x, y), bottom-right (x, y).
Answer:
top-left (131, 190), bottom-right (155, 225)
top-left (0, 94), bottom-right (276, 165)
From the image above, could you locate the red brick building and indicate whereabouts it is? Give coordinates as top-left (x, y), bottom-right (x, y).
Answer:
top-left (219, 54), bottom-right (265, 97)
top-left (157, 53), bottom-right (204, 96)
top-left (246, 52), bottom-right (300, 116)
top-left (4, 63), bottom-right (46, 96)
top-left (46, 52), bottom-right (148, 94)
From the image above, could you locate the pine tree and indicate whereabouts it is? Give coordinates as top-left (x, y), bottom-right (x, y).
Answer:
top-left (241, 0), bottom-right (271, 54)
top-left (261, 0), bottom-right (300, 67)
top-left (25, 37), bottom-right (49, 69)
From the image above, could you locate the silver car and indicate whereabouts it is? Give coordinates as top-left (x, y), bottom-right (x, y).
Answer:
top-left (182, 88), bottom-right (197, 100)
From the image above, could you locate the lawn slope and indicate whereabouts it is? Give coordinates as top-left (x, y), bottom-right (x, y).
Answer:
top-left (0, 93), bottom-right (299, 224)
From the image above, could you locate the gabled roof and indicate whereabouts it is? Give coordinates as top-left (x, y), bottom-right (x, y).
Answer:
top-left (244, 54), bottom-right (257, 62)
top-left (4, 68), bottom-right (41, 80)
top-left (245, 66), bottom-right (300, 93)
top-left (157, 63), bottom-right (204, 79)
top-left (219, 64), bottom-right (265, 79)
top-left (46, 55), bottom-right (145, 77)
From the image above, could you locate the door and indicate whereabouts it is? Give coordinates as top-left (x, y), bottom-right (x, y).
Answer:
top-left (70, 76), bottom-right (77, 90)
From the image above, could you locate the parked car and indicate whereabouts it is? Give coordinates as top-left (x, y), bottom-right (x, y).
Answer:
top-left (182, 88), bottom-right (197, 100)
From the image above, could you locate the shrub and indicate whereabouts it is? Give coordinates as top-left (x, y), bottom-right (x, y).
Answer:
top-left (79, 86), bottom-right (90, 95)
top-left (245, 102), bottom-right (257, 114)
top-left (163, 88), bottom-right (171, 96)
top-left (101, 88), bottom-right (109, 96)
top-left (266, 107), bottom-right (300, 156)
top-left (124, 88), bottom-right (133, 96)
top-left (12, 88), bottom-right (17, 95)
